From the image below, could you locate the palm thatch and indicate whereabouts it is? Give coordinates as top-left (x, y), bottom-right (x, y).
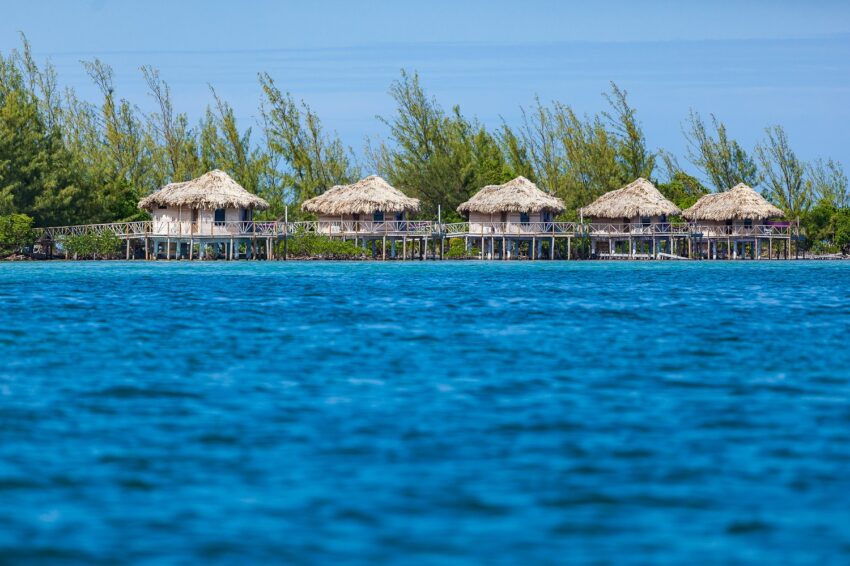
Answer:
top-left (138, 170), bottom-right (269, 211)
top-left (301, 176), bottom-right (420, 215)
top-left (682, 183), bottom-right (784, 221)
top-left (457, 176), bottom-right (565, 214)
top-left (580, 178), bottom-right (680, 219)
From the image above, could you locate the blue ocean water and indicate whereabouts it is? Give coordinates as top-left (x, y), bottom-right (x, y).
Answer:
top-left (1, 261), bottom-right (849, 564)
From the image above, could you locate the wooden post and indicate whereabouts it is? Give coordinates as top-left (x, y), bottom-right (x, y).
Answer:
top-left (144, 237), bottom-right (149, 260)
top-left (403, 236), bottom-right (407, 261)
top-left (283, 207), bottom-right (288, 261)
top-left (531, 236), bottom-right (536, 260)
top-left (567, 237), bottom-right (571, 260)
top-left (382, 235), bottom-right (386, 261)
top-left (550, 236), bottom-right (555, 260)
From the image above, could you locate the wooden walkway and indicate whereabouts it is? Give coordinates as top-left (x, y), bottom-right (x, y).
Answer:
top-left (35, 220), bottom-right (800, 261)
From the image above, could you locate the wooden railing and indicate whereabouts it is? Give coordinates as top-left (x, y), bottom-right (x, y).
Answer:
top-left (443, 221), bottom-right (580, 235)
top-left (35, 220), bottom-right (796, 240)
top-left (585, 223), bottom-right (690, 236)
top-left (294, 220), bottom-right (433, 236)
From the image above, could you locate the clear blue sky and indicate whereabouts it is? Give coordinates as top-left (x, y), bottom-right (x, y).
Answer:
top-left (3, 0), bottom-right (850, 173)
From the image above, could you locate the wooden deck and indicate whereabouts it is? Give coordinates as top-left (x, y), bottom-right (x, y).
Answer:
top-left (35, 220), bottom-right (800, 260)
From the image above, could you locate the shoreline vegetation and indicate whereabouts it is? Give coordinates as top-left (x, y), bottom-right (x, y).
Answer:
top-left (1, 34), bottom-right (849, 259)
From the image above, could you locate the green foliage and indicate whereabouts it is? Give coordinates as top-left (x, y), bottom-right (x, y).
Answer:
top-left (0, 213), bottom-right (35, 254)
top-left (684, 111), bottom-right (760, 191)
top-left (809, 158), bottom-right (848, 209)
top-left (445, 238), bottom-right (468, 259)
top-left (657, 171), bottom-right (709, 210)
top-left (259, 73), bottom-right (358, 218)
top-left (602, 82), bottom-right (655, 181)
top-left (63, 231), bottom-right (121, 259)
top-left (370, 71), bottom-right (515, 220)
top-left (756, 125), bottom-right (811, 220)
top-left (802, 199), bottom-right (850, 254)
top-left (275, 233), bottom-right (364, 259)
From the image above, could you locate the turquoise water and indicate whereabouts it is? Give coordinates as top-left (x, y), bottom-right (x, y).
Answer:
top-left (1, 261), bottom-right (849, 563)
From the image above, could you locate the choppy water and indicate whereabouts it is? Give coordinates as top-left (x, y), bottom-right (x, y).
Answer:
top-left (1, 261), bottom-right (849, 564)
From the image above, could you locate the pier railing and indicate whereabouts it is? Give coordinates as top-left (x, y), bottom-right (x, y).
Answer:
top-left (37, 220), bottom-right (436, 240)
top-left (35, 220), bottom-right (795, 241)
top-left (585, 223), bottom-right (690, 236)
top-left (297, 220), bottom-right (433, 236)
top-left (443, 222), bottom-right (580, 236)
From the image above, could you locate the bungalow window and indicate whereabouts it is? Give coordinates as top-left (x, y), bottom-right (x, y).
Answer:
top-left (543, 211), bottom-right (552, 223)
top-left (214, 208), bottom-right (226, 225)
top-left (158, 205), bottom-right (167, 210)
top-left (641, 216), bottom-right (651, 226)
top-left (373, 211), bottom-right (384, 222)
top-left (520, 212), bottom-right (530, 224)
top-left (744, 218), bottom-right (753, 227)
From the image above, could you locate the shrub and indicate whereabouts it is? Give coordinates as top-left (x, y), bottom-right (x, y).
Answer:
top-left (445, 238), bottom-right (468, 259)
top-left (275, 233), bottom-right (365, 259)
top-left (0, 214), bottom-right (35, 255)
top-left (63, 231), bottom-right (121, 259)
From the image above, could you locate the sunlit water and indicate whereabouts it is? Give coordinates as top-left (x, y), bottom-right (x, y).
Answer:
top-left (1, 261), bottom-right (849, 564)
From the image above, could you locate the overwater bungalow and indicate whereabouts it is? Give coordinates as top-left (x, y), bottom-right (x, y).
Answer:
top-left (455, 176), bottom-right (567, 259)
top-left (682, 183), bottom-right (790, 259)
top-left (580, 178), bottom-right (681, 259)
top-left (138, 169), bottom-right (270, 259)
top-left (301, 175), bottom-right (427, 259)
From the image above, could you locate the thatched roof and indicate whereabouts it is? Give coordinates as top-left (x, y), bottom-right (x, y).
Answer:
top-left (138, 170), bottom-right (269, 211)
top-left (580, 178), bottom-right (680, 219)
top-left (457, 176), bottom-right (565, 215)
top-left (301, 176), bottom-right (420, 215)
top-left (682, 183), bottom-right (784, 221)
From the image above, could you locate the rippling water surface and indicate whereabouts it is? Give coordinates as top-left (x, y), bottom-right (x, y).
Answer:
top-left (1, 261), bottom-right (849, 563)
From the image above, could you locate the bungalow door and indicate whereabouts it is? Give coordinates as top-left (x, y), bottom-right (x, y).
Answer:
top-left (395, 212), bottom-right (406, 232)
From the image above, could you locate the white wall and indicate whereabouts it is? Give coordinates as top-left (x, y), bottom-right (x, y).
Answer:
top-left (150, 207), bottom-right (250, 236)
top-left (468, 211), bottom-right (548, 234)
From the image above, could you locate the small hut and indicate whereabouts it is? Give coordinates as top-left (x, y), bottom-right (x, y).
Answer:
top-left (139, 169), bottom-right (270, 259)
top-left (579, 178), bottom-right (681, 258)
top-left (682, 183), bottom-right (783, 226)
top-left (301, 175), bottom-right (420, 233)
top-left (682, 183), bottom-right (787, 259)
top-left (456, 176), bottom-right (566, 259)
top-left (301, 175), bottom-right (424, 259)
top-left (140, 169), bottom-right (269, 237)
top-left (458, 176), bottom-right (565, 231)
